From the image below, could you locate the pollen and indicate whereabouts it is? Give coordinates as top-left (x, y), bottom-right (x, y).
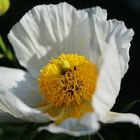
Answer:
top-left (38, 53), bottom-right (98, 123)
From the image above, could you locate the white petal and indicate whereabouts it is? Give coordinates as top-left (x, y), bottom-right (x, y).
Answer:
top-left (92, 17), bottom-right (134, 115)
top-left (82, 6), bottom-right (107, 67)
top-left (93, 42), bottom-right (122, 115)
top-left (0, 67), bottom-right (41, 107)
top-left (93, 18), bottom-right (134, 77)
top-left (100, 111), bottom-right (140, 127)
top-left (8, 2), bottom-right (100, 78)
top-left (38, 113), bottom-right (100, 136)
top-left (0, 90), bottom-right (49, 122)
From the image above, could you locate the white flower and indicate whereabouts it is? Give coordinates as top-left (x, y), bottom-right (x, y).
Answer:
top-left (0, 2), bottom-right (140, 136)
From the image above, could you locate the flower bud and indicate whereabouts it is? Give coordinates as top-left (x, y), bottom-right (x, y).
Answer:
top-left (0, 0), bottom-right (10, 16)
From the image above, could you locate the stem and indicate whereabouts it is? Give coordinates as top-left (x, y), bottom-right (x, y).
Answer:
top-left (0, 35), bottom-right (14, 61)
top-left (82, 135), bottom-right (91, 140)
top-left (0, 35), bottom-right (7, 52)
top-left (0, 53), bottom-right (4, 59)
top-left (122, 99), bottom-right (140, 112)
top-left (97, 132), bottom-right (104, 140)
top-left (88, 135), bottom-right (91, 140)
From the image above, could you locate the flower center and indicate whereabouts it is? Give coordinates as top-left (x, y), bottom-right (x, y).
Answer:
top-left (38, 54), bottom-right (98, 108)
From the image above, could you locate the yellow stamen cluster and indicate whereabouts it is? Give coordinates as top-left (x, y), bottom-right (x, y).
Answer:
top-left (38, 53), bottom-right (98, 123)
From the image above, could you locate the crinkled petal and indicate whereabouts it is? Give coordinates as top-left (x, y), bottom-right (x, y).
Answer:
top-left (93, 41), bottom-right (122, 115)
top-left (100, 111), bottom-right (140, 127)
top-left (83, 6), bottom-right (107, 67)
top-left (0, 90), bottom-right (49, 123)
top-left (92, 17), bottom-right (134, 115)
top-left (0, 67), bottom-right (49, 122)
top-left (8, 2), bottom-right (101, 78)
top-left (0, 67), bottom-right (41, 106)
top-left (38, 113), bottom-right (100, 136)
top-left (94, 18), bottom-right (134, 77)
top-left (84, 6), bottom-right (107, 21)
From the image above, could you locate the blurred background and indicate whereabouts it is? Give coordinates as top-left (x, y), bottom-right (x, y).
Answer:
top-left (0, 0), bottom-right (140, 140)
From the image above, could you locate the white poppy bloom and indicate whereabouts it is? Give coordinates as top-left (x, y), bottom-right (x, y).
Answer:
top-left (0, 2), bottom-right (140, 136)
